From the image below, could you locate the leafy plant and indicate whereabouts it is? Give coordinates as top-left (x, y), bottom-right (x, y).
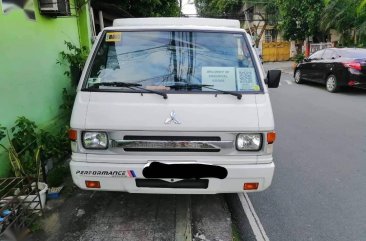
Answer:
top-left (0, 125), bottom-right (25, 177)
top-left (57, 41), bottom-right (89, 86)
top-left (57, 41), bottom-right (88, 73)
top-left (10, 117), bottom-right (39, 175)
top-left (0, 117), bottom-right (70, 180)
top-left (293, 53), bottom-right (305, 63)
top-left (47, 165), bottom-right (69, 187)
top-left (59, 88), bottom-right (76, 121)
top-left (0, 119), bottom-right (43, 178)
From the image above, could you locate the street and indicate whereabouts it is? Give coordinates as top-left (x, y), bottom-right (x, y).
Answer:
top-left (248, 62), bottom-right (366, 241)
top-left (2, 0), bottom-right (366, 239)
top-left (27, 62), bottom-right (366, 241)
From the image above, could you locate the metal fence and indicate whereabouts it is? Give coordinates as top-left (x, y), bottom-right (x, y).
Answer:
top-left (0, 177), bottom-right (43, 240)
top-left (310, 43), bottom-right (333, 54)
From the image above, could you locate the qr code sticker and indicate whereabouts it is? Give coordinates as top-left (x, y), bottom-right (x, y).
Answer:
top-left (236, 68), bottom-right (256, 91)
top-left (238, 69), bottom-right (254, 84)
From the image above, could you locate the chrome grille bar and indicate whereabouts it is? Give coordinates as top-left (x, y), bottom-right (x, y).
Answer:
top-left (110, 140), bottom-right (234, 151)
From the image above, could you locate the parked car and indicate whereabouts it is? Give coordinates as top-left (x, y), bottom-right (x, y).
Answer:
top-left (294, 48), bottom-right (366, 92)
top-left (69, 18), bottom-right (281, 194)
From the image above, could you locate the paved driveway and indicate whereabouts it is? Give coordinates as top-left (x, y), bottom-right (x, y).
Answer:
top-left (29, 188), bottom-right (232, 241)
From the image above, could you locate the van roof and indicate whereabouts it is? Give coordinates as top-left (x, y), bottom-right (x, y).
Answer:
top-left (113, 18), bottom-right (240, 29)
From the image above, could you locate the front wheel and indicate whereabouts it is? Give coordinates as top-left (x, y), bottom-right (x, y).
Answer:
top-left (294, 70), bottom-right (303, 84)
top-left (326, 75), bottom-right (339, 93)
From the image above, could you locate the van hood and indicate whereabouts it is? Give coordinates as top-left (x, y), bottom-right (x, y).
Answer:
top-left (71, 92), bottom-right (264, 132)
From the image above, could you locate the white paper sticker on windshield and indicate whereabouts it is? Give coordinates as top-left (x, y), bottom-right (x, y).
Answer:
top-left (202, 67), bottom-right (236, 91)
top-left (236, 68), bottom-right (259, 91)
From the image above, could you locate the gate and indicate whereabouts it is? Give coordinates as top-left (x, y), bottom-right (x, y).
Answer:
top-left (262, 42), bottom-right (291, 62)
top-left (309, 43), bottom-right (333, 55)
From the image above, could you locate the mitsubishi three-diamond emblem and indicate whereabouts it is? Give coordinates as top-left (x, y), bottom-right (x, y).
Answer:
top-left (165, 111), bottom-right (181, 124)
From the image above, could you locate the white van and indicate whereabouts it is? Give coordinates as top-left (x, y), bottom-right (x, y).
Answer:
top-left (69, 18), bottom-right (281, 194)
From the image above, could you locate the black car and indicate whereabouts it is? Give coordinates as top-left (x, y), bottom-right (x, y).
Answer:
top-left (294, 48), bottom-right (366, 92)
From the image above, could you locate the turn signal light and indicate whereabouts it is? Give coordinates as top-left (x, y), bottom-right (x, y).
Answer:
top-left (243, 182), bottom-right (259, 190)
top-left (267, 132), bottom-right (276, 144)
top-left (85, 181), bottom-right (100, 189)
top-left (69, 129), bottom-right (77, 141)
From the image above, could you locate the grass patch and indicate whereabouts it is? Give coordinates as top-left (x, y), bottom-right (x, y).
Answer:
top-left (232, 222), bottom-right (242, 241)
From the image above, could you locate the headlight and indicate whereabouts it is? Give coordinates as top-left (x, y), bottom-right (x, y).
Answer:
top-left (236, 133), bottom-right (262, 151)
top-left (82, 132), bottom-right (108, 149)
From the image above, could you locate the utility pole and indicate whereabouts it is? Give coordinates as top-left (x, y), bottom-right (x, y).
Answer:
top-left (180, 0), bottom-right (182, 17)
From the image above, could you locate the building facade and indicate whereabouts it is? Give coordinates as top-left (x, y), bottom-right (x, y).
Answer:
top-left (0, 0), bottom-right (92, 176)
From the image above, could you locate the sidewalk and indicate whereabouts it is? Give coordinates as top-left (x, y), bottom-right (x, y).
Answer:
top-left (28, 186), bottom-right (232, 241)
top-left (263, 61), bottom-right (294, 75)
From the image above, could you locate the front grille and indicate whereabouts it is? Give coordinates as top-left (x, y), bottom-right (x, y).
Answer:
top-left (123, 136), bottom-right (221, 141)
top-left (110, 135), bottom-right (233, 152)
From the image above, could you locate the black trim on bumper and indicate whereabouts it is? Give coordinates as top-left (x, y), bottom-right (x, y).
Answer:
top-left (136, 178), bottom-right (209, 189)
top-left (142, 162), bottom-right (228, 179)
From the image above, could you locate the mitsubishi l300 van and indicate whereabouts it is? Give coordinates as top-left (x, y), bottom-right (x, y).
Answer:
top-left (69, 18), bottom-right (281, 194)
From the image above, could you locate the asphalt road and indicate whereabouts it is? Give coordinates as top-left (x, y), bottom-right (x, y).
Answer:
top-left (249, 62), bottom-right (366, 241)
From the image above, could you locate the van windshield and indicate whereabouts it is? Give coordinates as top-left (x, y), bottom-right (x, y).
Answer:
top-left (85, 31), bottom-right (262, 92)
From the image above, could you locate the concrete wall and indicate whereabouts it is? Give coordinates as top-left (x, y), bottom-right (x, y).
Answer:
top-left (0, 0), bottom-right (91, 176)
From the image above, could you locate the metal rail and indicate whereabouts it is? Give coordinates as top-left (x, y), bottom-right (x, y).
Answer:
top-left (0, 177), bottom-right (43, 240)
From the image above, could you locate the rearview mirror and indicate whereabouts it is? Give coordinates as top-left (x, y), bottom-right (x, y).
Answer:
top-left (266, 70), bottom-right (281, 88)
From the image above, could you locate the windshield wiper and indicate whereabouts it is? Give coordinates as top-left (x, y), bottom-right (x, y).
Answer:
top-left (83, 82), bottom-right (168, 99)
top-left (166, 83), bottom-right (242, 100)
top-left (86, 82), bottom-right (142, 88)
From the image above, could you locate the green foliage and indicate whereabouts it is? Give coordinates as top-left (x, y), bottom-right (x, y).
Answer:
top-left (276, 0), bottom-right (324, 41)
top-left (293, 53), bottom-right (305, 63)
top-left (59, 88), bottom-right (76, 121)
top-left (91, 0), bottom-right (180, 17)
top-left (47, 165), bottom-right (69, 187)
top-left (195, 0), bottom-right (244, 17)
top-left (0, 125), bottom-right (5, 141)
top-left (57, 41), bottom-right (89, 86)
top-left (0, 126), bottom-right (25, 177)
top-left (38, 126), bottom-right (70, 162)
top-left (0, 117), bottom-right (71, 178)
top-left (10, 117), bottom-right (39, 175)
top-left (57, 41), bottom-right (88, 72)
top-left (232, 223), bottom-right (241, 241)
top-left (321, 0), bottom-right (366, 46)
top-left (28, 216), bottom-right (43, 233)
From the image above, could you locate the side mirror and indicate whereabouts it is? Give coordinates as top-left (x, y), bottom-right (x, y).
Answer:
top-left (303, 58), bottom-right (311, 62)
top-left (266, 70), bottom-right (281, 88)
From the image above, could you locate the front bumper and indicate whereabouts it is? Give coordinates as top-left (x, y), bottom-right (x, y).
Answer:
top-left (70, 159), bottom-right (275, 194)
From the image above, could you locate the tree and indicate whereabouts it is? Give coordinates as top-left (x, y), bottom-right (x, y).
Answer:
top-left (321, 0), bottom-right (366, 46)
top-left (276, 0), bottom-right (324, 53)
top-left (195, 0), bottom-right (279, 47)
top-left (195, 0), bottom-right (244, 17)
top-left (243, 0), bottom-right (278, 47)
top-left (91, 0), bottom-right (180, 17)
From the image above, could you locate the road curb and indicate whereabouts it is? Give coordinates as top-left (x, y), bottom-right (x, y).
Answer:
top-left (225, 193), bottom-right (269, 241)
